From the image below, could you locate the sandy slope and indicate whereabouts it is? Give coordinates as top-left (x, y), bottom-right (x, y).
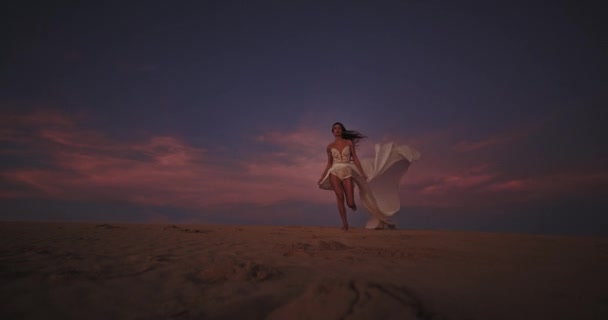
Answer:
top-left (1, 222), bottom-right (607, 319)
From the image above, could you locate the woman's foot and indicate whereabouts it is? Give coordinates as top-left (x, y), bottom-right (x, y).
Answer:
top-left (374, 222), bottom-right (385, 230)
top-left (347, 202), bottom-right (357, 211)
top-left (341, 224), bottom-right (349, 231)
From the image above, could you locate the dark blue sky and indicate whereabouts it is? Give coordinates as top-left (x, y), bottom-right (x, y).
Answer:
top-left (1, 1), bottom-right (606, 235)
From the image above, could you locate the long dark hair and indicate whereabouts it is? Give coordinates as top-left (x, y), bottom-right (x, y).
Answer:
top-left (332, 122), bottom-right (367, 148)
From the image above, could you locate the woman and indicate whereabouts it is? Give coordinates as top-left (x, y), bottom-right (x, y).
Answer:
top-left (317, 122), bottom-right (367, 231)
top-left (318, 122), bottom-right (420, 230)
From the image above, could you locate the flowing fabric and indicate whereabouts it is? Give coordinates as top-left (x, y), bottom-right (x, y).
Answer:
top-left (319, 142), bottom-right (420, 229)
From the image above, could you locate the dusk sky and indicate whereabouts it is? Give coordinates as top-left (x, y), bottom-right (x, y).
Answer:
top-left (2, 1), bottom-right (606, 235)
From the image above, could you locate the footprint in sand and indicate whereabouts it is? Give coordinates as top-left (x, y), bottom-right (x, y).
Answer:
top-left (196, 256), bottom-right (282, 283)
top-left (163, 225), bottom-right (212, 234)
top-left (317, 240), bottom-right (349, 250)
top-left (95, 224), bottom-right (119, 229)
top-left (267, 279), bottom-right (445, 320)
top-left (282, 241), bottom-right (350, 256)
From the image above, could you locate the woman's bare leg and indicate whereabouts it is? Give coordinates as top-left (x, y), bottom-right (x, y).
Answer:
top-left (343, 177), bottom-right (357, 211)
top-left (329, 174), bottom-right (348, 230)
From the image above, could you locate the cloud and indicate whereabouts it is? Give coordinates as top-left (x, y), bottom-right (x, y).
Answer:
top-left (451, 123), bottom-right (536, 152)
top-left (2, 110), bottom-right (606, 217)
top-left (420, 173), bottom-right (496, 195)
top-left (452, 134), bottom-right (514, 152)
top-left (401, 165), bottom-right (608, 208)
top-left (0, 110), bottom-right (336, 209)
top-left (485, 172), bottom-right (608, 196)
top-left (391, 120), bottom-right (608, 207)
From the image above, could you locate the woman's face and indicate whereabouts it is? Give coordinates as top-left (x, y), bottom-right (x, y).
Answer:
top-left (332, 124), bottom-right (343, 137)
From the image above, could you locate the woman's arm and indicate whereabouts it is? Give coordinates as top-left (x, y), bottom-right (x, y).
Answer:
top-left (349, 141), bottom-right (368, 180)
top-left (318, 146), bottom-right (333, 184)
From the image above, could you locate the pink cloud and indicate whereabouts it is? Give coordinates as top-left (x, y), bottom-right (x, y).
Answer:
top-left (485, 172), bottom-right (608, 196)
top-left (420, 173), bottom-right (496, 195)
top-left (3, 110), bottom-right (605, 214)
top-left (451, 122), bottom-right (538, 152)
top-left (452, 135), bottom-right (514, 152)
top-left (1, 110), bottom-right (338, 208)
top-left (400, 169), bottom-right (608, 208)
top-left (391, 120), bottom-right (606, 207)
top-left (486, 180), bottom-right (527, 192)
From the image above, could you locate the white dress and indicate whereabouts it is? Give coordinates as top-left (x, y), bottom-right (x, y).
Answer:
top-left (319, 142), bottom-right (420, 229)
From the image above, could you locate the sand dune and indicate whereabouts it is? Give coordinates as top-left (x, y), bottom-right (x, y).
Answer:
top-left (1, 222), bottom-right (607, 319)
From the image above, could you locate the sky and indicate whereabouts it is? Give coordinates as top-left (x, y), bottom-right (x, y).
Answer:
top-left (1, 0), bottom-right (606, 235)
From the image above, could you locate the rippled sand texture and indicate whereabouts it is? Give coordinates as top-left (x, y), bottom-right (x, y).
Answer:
top-left (1, 222), bottom-right (607, 319)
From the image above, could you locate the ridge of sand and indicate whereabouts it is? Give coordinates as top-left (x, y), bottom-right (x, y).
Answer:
top-left (1, 222), bottom-right (607, 319)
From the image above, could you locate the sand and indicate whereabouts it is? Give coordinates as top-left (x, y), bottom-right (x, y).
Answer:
top-left (1, 222), bottom-right (607, 319)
